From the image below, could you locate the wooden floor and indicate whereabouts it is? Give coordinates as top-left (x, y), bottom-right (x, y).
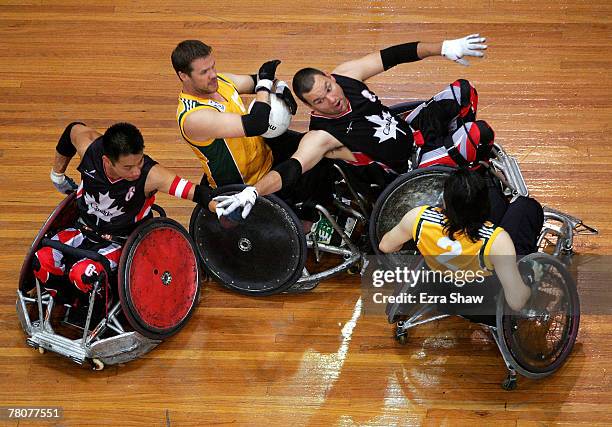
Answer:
top-left (1, 1), bottom-right (611, 426)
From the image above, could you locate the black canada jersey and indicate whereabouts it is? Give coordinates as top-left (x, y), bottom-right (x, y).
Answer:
top-left (309, 74), bottom-right (414, 173)
top-left (76, 137), bottom-right (158, 236)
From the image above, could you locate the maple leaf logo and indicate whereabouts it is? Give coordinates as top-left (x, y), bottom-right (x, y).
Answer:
top-left (361, 89), bottom-right (378, 103)
top-left (365, 111), bottom-right (406, 143)
top-left (84, 192), bottom-right (124, 225)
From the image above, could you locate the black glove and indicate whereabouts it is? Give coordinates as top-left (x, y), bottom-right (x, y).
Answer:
top-left (275, 81), bottom-right (298, 115)
top-left (258, 59), bottom-right (281, 81)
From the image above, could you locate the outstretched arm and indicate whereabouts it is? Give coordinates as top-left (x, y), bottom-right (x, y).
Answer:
top-left (254, 130), bottom-right (343, 196)
top-left (212, 130), bottom-right (343, 219)
top-left (489, 230), bottom-right (531, 311)
top-left (145, 164), bottom-right (215, 211)
top-left (332, 34), bottom-right (487, 82)
top-left (379, 207), bottom-right (422, 253)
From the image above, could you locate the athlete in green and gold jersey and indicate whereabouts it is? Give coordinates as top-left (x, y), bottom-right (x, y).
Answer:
top-left (171, 40), bottom-right (297, 189)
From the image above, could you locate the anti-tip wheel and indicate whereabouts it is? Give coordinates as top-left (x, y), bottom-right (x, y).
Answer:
top-left (396, 332), bottom-right (408, 345)
top-left (91, 358), bottom-right (104, 371)
top-left (502, 375), bottom-right (517, 391)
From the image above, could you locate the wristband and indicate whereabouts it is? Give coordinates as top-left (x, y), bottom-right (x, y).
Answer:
top-left (50, 169), bottom-right (66, 185)
top-left (255, 79), bottom-right (273, 93)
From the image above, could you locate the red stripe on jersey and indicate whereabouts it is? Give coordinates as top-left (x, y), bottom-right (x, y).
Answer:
top-left (464, 122), bottom-right (481, 158)
top-left (345, 152), bottom-right (394, 172)
top-left (413, 130), bottom-right (424, 147)
top-left (56, 228), bottom-right (82, 244)
top-left (419, 155), bottom-right (456, 169)
top-left (101, 246), bottom-right (122, 265)
top-left (135, 195), bottom-right (156, 222)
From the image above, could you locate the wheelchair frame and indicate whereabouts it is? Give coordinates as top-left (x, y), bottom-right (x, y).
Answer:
top-left (17, 194), bottom-right (200, 370)
top-left (372, 143), bottom-right (594, 389)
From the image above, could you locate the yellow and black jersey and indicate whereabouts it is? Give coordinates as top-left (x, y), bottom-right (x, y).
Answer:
top-left (176, 73), bottom-right (273, 188)
top-left (412, 205), bottom-right (504, 274)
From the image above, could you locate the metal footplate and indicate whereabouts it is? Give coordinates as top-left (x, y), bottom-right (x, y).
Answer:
top-left (27, 331), bottom-right (89, 365)
top-left (89, 333), bottom-right (160, 366)
top-left (541, 206), bottom-right (598, 255)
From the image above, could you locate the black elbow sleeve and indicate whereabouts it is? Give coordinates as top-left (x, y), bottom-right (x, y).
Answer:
top-left (380, 42), bottom-right (420, 71)
top-left (273, 158), bottom-right (303, 190)
top-left (56, 121), bottom-right (85, 157)
top-left (241, 101), bottom-right (271, 137)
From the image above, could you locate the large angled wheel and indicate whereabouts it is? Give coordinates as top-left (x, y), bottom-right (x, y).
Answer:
top-left (369, 166), bottom-right (454, 268)
top-left (118, 218), bottom-right (200, 340)
top-left (189, 184), bottom-right (307, 296)
top-left (496, 253), bottom-right (580, 378)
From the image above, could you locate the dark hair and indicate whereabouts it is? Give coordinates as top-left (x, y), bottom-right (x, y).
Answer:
top-left (292, 67), bottom-right (326, 103)
top-left (442, 168), bottom-right (490, 242)
top-left (102, 123), bottom-right (145, 163)
top-left (171, 40), bottom-right (213, 76)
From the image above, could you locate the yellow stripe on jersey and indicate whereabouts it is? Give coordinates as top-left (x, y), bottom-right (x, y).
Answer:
top-left (413, 206), bottom-right (503, 275)
top-left (176, 73), bottom-right (273, 188)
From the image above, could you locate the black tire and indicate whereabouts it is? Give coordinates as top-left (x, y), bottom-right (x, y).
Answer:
top-left (369, 166), bottom-right (454, 268)
top-left (496, 253), bottom-right (580, 378)
top-left (189, 184), bottom-right (307, 296)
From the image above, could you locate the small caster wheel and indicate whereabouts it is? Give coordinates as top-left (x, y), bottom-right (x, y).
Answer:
top-left (501, 375), bottom-right (517, 390)
top-left (91, 358), bottom-right (105, 371)
top-left (38, 347), bottom-right (46, 354)
top-left (347, 265), bottom-right (359, 275)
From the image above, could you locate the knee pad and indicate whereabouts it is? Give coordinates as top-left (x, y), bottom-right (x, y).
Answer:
top-left (33, 247), bottom-right (65, 283)
top-left (452, 79), bottom-right (478, 120)
top-left (473, 120), bottom-right (495, 160)
top-left (68, 259), bottom-right (106, 293)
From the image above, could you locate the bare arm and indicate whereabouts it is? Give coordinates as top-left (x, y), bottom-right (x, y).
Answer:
top-left (332, 42), bottom-right (443, 82)
top-left (182, 89), bottom-right (270, 141)
top-left (52, 124), bottom-right (100, 174)
top-left (145, 164), bottom-right (216, 211)
top-left (489, 231), bottom-right (531, 311)
top-left (222, 72), bottom-right (256, 94)
top-left (379, 207), bottom-right (422, 253)
top-left (253, 130), bottom-right (343, 196)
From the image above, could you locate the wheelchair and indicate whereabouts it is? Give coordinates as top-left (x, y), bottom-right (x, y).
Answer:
top-left (367, 144), bottom-right (596, 389)
top-left (189, 171), bottom-right (368, 296)
top-left (187, 101), bottom-right (428, 297)
top-left (16, 193), bottom-right (201, 370)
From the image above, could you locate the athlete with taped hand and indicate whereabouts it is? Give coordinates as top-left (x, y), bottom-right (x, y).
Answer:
top-left (35, 122), bottom-right (214, 301)
top-left (214, 34), bottom-right (491, 220)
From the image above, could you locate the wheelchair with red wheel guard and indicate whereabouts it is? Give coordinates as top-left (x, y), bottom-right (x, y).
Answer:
top-left (17, 193), bottom-right (200, 370)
